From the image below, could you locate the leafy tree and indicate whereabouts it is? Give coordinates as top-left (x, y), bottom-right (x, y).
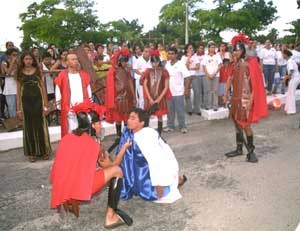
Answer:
top-left (19, 0), bottom-right (99, 50)
top-left (103, 19), bottom-right (144, 45)
top-left (193, 0), bottom-right (277, 42)
top-left (155, 0), bottom-right (200, 45)
top-left (155, 0), bottom-right (277, 45)
top-left (284, 19), bottom-right (300, 42)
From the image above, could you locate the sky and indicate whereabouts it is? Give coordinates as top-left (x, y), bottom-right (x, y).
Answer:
top-left (0, 0), bottom-right (299, 50)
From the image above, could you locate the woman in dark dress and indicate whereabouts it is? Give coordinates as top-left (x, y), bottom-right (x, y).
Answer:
top-left (16, 52), bottom-right (52, 162)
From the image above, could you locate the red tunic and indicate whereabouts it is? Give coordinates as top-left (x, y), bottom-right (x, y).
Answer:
top-left (105, 66), bottom-right (135, 123)
top-left (219, 64), bottom-right (233, 83)
top-left (50, 133), bottom-right (105, 209)
top-left (54, 70), bottom-right (90, 137)
top-left (232, 57), bottom-right (268, 127)
top-left (143, 67), bottom-right (170, 116)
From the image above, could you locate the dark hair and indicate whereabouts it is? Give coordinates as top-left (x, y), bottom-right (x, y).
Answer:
top-left (219, 42), bottom-right (228, 52)
top-left (150, 55), bottom-right (161, 63)
top-left (42, 51), bottom-right (53, 59)
top-left (73, 111), bottom-right (100, 136)
top-left (168, 46), bottom-right (178, 54)
top-left (5, 41), bottom-right (14, 48)
top-left (48, 43), bottom-right (57, 49)
top-left (131, 108), bottom-right (149, 127)
top-left (6, 48), bottom-right (18, 56)
top-left (17, 52), bottom-right (41, 81)
top-left (223, 58), bottom-right (230, 64)
top-left (184, 43), bottom-right (193, 55)
top-left (197, 42), bottom-right (205, 48)
top-left (95, 43), bottom-right (104, 50)
top-left (282, 49), bottom-right (293, 57)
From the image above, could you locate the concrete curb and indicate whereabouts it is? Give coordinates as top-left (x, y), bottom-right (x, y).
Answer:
top-left (1, 90), bottom-right (299, 151)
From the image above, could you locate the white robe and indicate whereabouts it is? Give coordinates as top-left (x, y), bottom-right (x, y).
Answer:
top-left (134, 127), bottom-right (182, 203)
top-left (284, 59), bottom-right (300, 114)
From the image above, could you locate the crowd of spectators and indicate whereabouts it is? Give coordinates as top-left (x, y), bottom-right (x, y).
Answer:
top-left (0, 39), bottom-right (300, 132)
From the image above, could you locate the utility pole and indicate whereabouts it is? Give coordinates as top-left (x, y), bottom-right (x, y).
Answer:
top-left (185, 0), bottom-right (189, 45)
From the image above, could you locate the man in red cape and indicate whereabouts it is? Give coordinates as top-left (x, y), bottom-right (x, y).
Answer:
top-left (50, 102), bottom-right (133, 229)
top-left (224, 33), bottom-right (268, 163)
top-left (105, 48), bottom-right (136, 137)
top-left (54, 53), bottom-right (91, 138)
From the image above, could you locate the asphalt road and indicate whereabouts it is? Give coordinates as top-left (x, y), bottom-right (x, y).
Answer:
top-left (1, 104), bottom-right (300, 231)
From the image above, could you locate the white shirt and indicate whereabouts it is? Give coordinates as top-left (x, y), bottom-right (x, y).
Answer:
top-left (292, 49), bottom-right (300, 64)
top-left (180, 55), bottom-right (200, 76)
top-left (2, 60), bottom-right (17, 95)
top-left (287, 58), bottom-right (300, 79)
top-left (276, 51), bottom-right (287, 66)
top-left (103, 53), bottom-right (110, 62)
top-left (218, 52), bottom-right (232, 62)
top-left (42, 63), bottom-right (55, 94)
top-left (55, 73), bottom-right (92, 109)
top-left (3, 75), bottom-right (16, 95)
top-left (165, 60), bottom-right (190, 96)
top-left (202, 53), bottom-right (222, 77)
top-left (133, 56), bottom-right (151, 80)
top-left (192, 53), bottom-right (206, 76)
top-left (260, 47), bottom-right (277, 65)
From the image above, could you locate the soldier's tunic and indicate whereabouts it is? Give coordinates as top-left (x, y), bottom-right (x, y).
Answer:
top-left (229, 57), bottom-right (268, 127)
top-left (105, 66), bottom-right (135, 123)
top-left (143, 67), bottom-right (169, 116)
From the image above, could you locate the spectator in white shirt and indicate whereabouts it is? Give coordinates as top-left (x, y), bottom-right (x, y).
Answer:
top-left (202, 42), bottom-right (222, 111)
top-left (133, 46), bottom-right (152, 109)
top-left (260, 39), bottom-right (278, 95)
top-left (181, 43), bottom-right (198, 115)
top-left (1, 48), bottom-right (19, 118)
top-left (273, 44), bottom-right (288, 94)
top-left (164, 47), bottom-right (191, 134)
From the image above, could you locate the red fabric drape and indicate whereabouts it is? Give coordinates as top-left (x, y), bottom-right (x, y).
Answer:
top-left (237, 57), bottom-right (268, 127)
top-left (54, 70), bottom-right (91, 137)
top-left (50, 133), bottom-right (102, 208)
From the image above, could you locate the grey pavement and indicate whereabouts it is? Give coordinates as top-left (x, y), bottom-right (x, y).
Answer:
top-left (1, 105), bottom-right (300, 231)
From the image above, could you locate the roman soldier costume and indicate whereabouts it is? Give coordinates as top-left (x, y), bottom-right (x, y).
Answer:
top-left (225, 33), bottom-right (268, 163)
top-left (105, 48), bottom-right (135, 136)
top-left (143, 50), bottom-right (171, 135)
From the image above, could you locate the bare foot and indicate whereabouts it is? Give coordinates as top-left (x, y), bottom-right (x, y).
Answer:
top-left (178, 175), bottom-right (187, 187)
top-left (105, 208), bottom-right (124, 227)
top-left (156, 186), bottom-right (164, 199)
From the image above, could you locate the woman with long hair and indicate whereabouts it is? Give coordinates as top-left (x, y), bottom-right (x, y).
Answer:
top-left (16, 52), bottom-right (52, 162)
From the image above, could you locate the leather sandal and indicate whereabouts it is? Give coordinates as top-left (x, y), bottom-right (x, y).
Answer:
top-left (104, 214), bottom-right (126, 229)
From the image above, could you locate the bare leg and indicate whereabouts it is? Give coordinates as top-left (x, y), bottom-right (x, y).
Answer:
top-left (103, 165), bottom-right (123, 183)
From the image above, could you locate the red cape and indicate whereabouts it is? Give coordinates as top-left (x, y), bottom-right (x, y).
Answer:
top-left (238, 57), bottom-right (268, 127)
top-left (105, 67), bottom-right (116, 123)
top-left (105, 66), bottom-right (134, 123)
top-left (50, 133), bottom-right (99, 208)
top-left (54, 70), bottom-right (91, 137)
